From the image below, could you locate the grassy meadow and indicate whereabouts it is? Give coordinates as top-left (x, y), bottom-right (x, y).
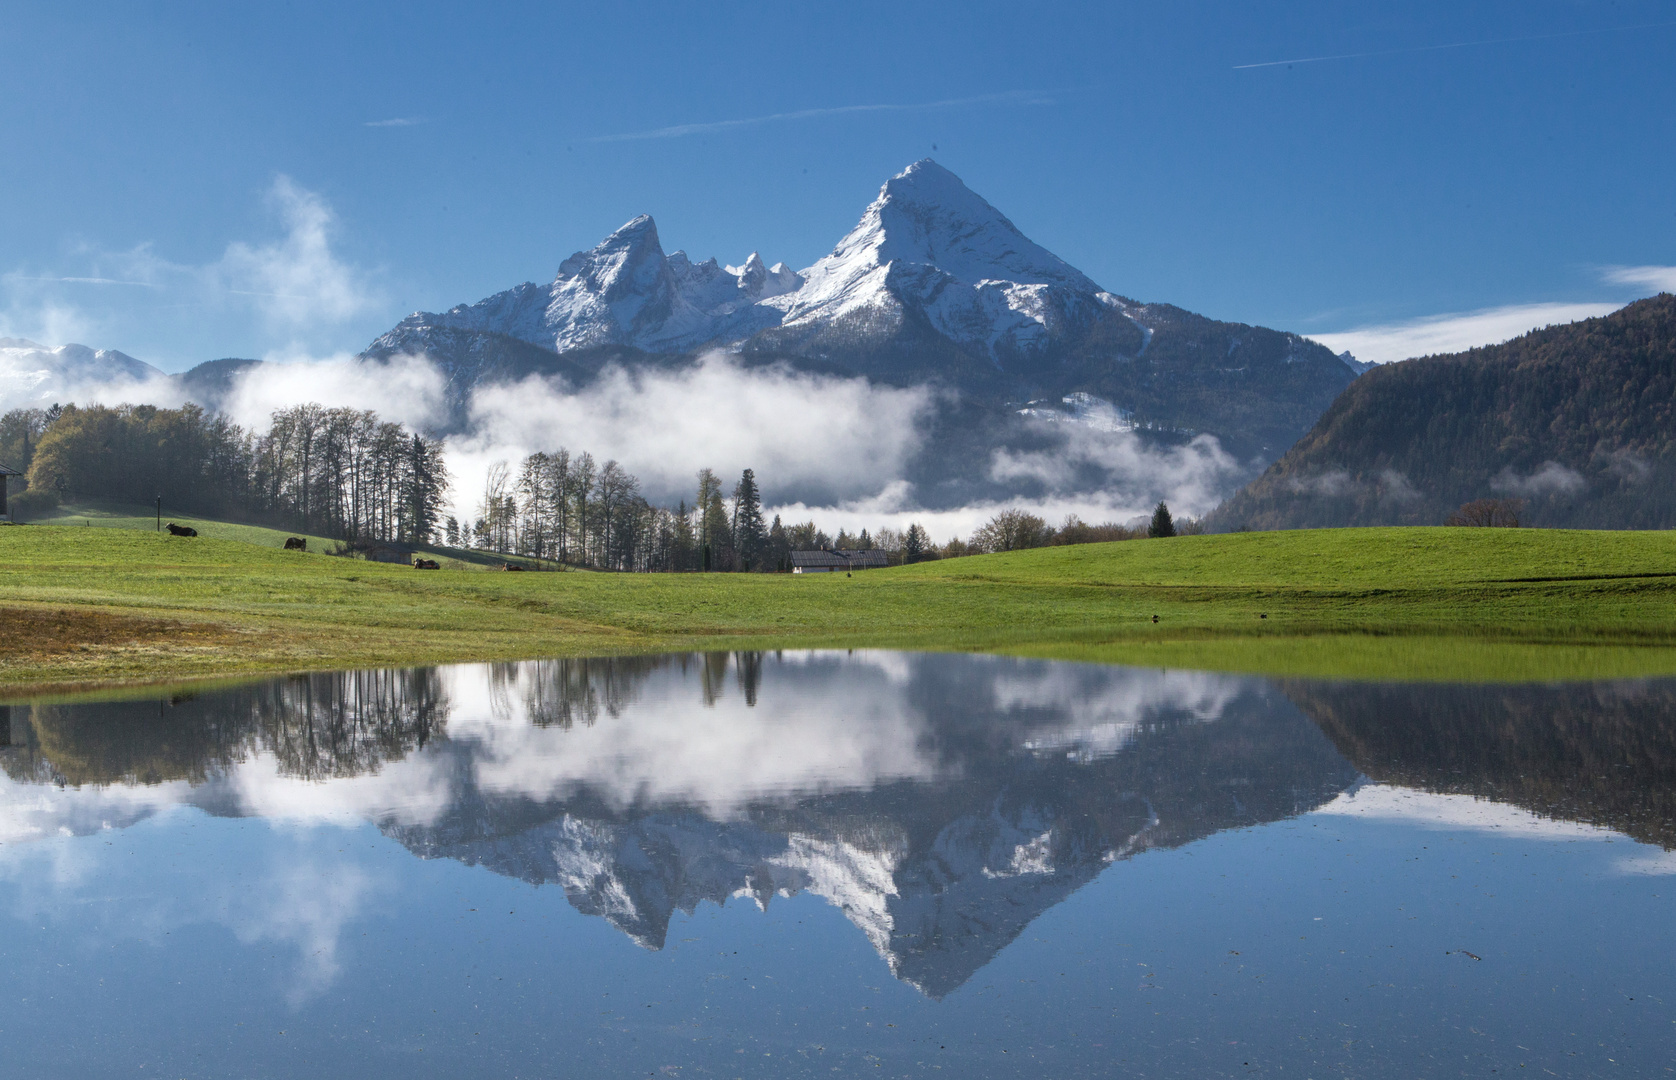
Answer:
top-left (3, 520), bottom-right (1676, 695)
top-left (20, 499), bottom-right (554, 569)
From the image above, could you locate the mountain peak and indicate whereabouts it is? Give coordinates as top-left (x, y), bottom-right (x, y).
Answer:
top-left (778, 160), bottom-right (1105, 340)
top-left (380, 159), bottom-right (1109, 368)
top-left (867, 161), bottom-right (1100, 291)
top-left (557, 214), bottom-right (664, 282)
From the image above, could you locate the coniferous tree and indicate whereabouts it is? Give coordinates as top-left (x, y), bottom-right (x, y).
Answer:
top-left (1149, 501), bottom-right (1176, 538)
top-left (730, 468), bottom-right (766, 571)
top-left (903, 523), bottom-right (929, 562)
top-left (766, 514), bottom-right (789, 572)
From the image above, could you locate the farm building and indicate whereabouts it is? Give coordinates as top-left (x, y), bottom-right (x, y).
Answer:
top-left (0, 463), bottom-right (19, 522)
top-left (790, 549), bottom-right (890, 573)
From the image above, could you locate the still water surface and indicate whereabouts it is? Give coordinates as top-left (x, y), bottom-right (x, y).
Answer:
top-left (1, 652), bottom-right (1673, 1077)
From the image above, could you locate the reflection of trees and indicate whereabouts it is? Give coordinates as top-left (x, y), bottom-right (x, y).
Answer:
top-left (4, 694), bottom-right (249, 788)
top-left (509, 657), bottom-right (670, 729)
top-left (1287, 680), bottom-right (1676, 849)
top-left (2, 653), bottom-right (776, 788)
top-left (3, 670), bottom-right (449, 787)
top-left (501, 652), bottom-right (765, 727)
top-left (253, 669), bottom-right (447, 781)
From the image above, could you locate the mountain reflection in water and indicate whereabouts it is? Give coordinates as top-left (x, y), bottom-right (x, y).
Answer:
top-left (2, 653), bottom-right (1674, 1001)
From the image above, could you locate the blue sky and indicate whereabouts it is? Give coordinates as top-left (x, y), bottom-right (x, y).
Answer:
top-left (2, 0), bottom-right (1674, 370)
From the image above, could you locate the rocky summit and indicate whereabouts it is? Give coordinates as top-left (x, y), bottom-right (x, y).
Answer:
top-left (359, 160), bottom-right (1361, 460)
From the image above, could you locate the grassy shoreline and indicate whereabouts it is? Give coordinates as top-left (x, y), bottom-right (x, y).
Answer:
top-left (3, 523), bottom-right (1675, 698)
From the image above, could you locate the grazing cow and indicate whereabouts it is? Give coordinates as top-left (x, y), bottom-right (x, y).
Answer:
top-left (284, 537), bottom-right (307, 551)
top-left (413, 558), bottom-right (441, 570)
top-left (166, 522), bottom-right (197, 537)
top-left (501, 563), bottom-right (526, 572)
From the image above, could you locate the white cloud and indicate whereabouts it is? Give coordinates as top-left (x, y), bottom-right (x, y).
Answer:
top-left (764, 491), bottom-right (1150, 547)
top-left (0, 178), bottom-right (377, 367)
top-left (0, 780), bottom-right (388, 1005)
top-left (1379, 469), bottom-right (1422, 503)
top-left (450, 353), bottom-right (935, 512)
top-left (216, 176), bottom-right (377, 327)
top-left (220, 350), bottom-right (450, 431)
top-left (444, 658), bottom-right (943, 818)
top-left (0, 338), bottom-right (184, 413)
top-left (1492, 460), bottom-right (1586, 498)
top-left (989, 426), bottom-right (1245, 517)
top-left (1283, 469), bottom-right (1357, 497)
top-left (0, 296), bottom-right (96, 355)
top-left (1311, 301), bottom-right (1623, 366)
top-left (1602, 265), bottom-right (1676, 293)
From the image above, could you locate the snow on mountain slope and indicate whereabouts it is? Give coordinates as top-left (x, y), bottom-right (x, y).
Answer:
top-left (358, 159), bottom-right (1361, 463)
top-left (374, 159), bottom-right (1125, 367)
top-left (0, 338), bottom-right (168, 411)
top-left (407, 216), bottom-right (799, 356)
top-left (779, 158), bottom-right (1114, 357)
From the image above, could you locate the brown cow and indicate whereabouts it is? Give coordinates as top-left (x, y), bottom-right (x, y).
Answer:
top-left (166, 522), bottom-right (198, 537)
top-left (284, 537), bottom-right (307, 551)
top-left (413, 558), bottom-right (441, 570)
top-left (501, 563), bottom-right (526, 572)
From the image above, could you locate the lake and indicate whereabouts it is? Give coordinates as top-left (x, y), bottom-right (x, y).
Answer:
top-left (2, 651), bottom-right (1673, 1077)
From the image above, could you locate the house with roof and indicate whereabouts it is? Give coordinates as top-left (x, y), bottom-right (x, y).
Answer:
top-left (790, 548), bottom-right (890, 573)
top-left (0, 463), bottom-right (19, 522)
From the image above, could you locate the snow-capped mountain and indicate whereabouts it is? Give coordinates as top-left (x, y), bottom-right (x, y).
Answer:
top-left (371, 159), bottom-right (1127, 370)
top-left (765, 158), bottom-right (1119, 363)
top-left (361, 159), bottom-right (1361, 459)
top-left (376, 214), bottom-right (802, 357)
top-left (0, 338), bottom-right (167, 412)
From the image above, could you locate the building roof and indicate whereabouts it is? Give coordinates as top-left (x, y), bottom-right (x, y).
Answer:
top-left (790, 548), bottom-right (890, 568)
top-left (0, 462), bottom-right (19, 476)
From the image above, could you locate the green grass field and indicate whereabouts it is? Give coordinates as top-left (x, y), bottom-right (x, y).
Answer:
top-left (18, 498), bottom-right (555, 570)
top-left (18, 498), bottom-right (343, 551)
top-left (2, 522), bottom-right (1674, 696)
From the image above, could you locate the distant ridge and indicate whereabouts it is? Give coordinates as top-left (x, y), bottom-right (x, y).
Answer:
top-left (1209, 295), bottom-right (1675, 530)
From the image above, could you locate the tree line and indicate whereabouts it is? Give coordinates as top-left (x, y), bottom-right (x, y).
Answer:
top-left (1, 402), bottom-right (448, 545)
top-left (1, 401), bottom-right (1199, 567)
top-left (453, 450), bottom-right (1197, 571)
top-left (454, 455), bottom-right (797, 572)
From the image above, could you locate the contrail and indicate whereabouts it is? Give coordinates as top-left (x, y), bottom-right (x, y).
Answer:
top-left (1234, 20), bottom-right (1676, 70)
top-left (590, 90), bottom-right (1052, 142)
top-left (12, 275), bottom-right (161, 288)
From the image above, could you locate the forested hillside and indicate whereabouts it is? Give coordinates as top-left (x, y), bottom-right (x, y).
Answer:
top-left (1211, 295), bottom-right (1676, 530)
top-left (3, 403), bottom-right (448, 545)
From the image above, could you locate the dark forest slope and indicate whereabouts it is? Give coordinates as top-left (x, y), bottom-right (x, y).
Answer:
top-left (1211, 295), bottom-right (1676, 530)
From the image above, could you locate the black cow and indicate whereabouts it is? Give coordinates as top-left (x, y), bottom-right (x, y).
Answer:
top-left (284, 537), bottom-right (307, 551)
top-left (413, 558), bottom-right (441, 570)
top-left (166, 523), bottom-right (198, 537)
top-left (501, 563), bottom-right (526, 572)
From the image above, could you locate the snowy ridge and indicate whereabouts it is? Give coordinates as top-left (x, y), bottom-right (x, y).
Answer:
top-left (406, 215), bottom-right (801, 356)
top-left (778, 159), bottom-right (1116, 359)
top-left (376, 159), bottom-right (1136, 369)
